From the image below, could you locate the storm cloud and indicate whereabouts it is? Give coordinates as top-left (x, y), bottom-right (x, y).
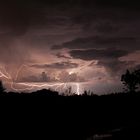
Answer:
top-left (69, 48), bottom-right (131, 75)
top-left (69, 49), bottom-right (128, 60)
top-left (0, 0), bottom-right (140, 93)
top-left (52, 36), bottom-right (138, 50)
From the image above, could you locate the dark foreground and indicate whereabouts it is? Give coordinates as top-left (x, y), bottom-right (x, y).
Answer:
top-left (0, 90), bottom-right (140, 140)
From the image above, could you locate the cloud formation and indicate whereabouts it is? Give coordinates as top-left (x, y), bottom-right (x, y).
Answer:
top-left (52, 36), bottom-right (137, 50)
top-left (31, 62), bottom-right (79, 69)
top-left (69, 48), bottom-right (128, 60)
top-left (69, 48), bottom-right (131, 75)
top-left (0, 0), bottom-right (140, 93)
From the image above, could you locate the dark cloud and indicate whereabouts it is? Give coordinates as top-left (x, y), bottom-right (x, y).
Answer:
top-left (52, 37), bottom-right (96, 50)
top-left (97, 60), bottom-right (134, 75)
top-left (1, 0), bottom-right (140, 38)
top-left (31, 62), bottom-right (79, 69)
top-left (52, 34), bottom-right (139, 77)
top-left (69, 48), bottom-right (128, 60)
top-left (69, 48), bottom-right (131, 75)
top-left (95, 37), bottom-right (136, 45)
top-left (52, 36), bottom-right (138, 50)
top-left (1, 0), bottom-right (140, 36)
top-left (0, 1), bottom-right (32, 36)
top-left (95, 21), bottom-right (120, 33)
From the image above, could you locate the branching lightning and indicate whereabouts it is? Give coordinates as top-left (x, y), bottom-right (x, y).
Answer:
top-left (0, 67), bottom-right (11, 79)
top-left (0, 65), bottom-right (81, 95)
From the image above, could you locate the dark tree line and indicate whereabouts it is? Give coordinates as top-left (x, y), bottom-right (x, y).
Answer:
top-left (121, 69), bottom-right (140, 92)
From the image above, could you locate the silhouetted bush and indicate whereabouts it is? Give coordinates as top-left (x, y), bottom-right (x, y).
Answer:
top-left (121, 69), bottom-right (140, 92)
top-left (82, 90), bottom-right (96, 96)
top-left (31, 89), bottom-right (59, 96)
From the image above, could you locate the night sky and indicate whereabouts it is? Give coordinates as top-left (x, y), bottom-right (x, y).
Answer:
top-left (0, 0), bottom-right (140, 94)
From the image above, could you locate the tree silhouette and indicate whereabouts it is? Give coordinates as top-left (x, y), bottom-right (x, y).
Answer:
top-left (134, 69), bottom-right (140, 85)
top-left (0, 81), bottom-right (5, 93)
top-left (121, 69), bottom-right (140, 92)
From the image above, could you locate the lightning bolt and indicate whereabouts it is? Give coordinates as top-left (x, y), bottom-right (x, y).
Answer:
top-left (0, 71), bottom-right (10, 79)
top-left (0, 64), bottom-right (81, 95)
top-left (0, 67), bottom-right (11, 79)
top-left (76, 83), bottom-right (80, 95)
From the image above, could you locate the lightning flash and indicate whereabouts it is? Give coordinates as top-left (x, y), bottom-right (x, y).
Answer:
top-left (0, 65), bottom-right (81, 95)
